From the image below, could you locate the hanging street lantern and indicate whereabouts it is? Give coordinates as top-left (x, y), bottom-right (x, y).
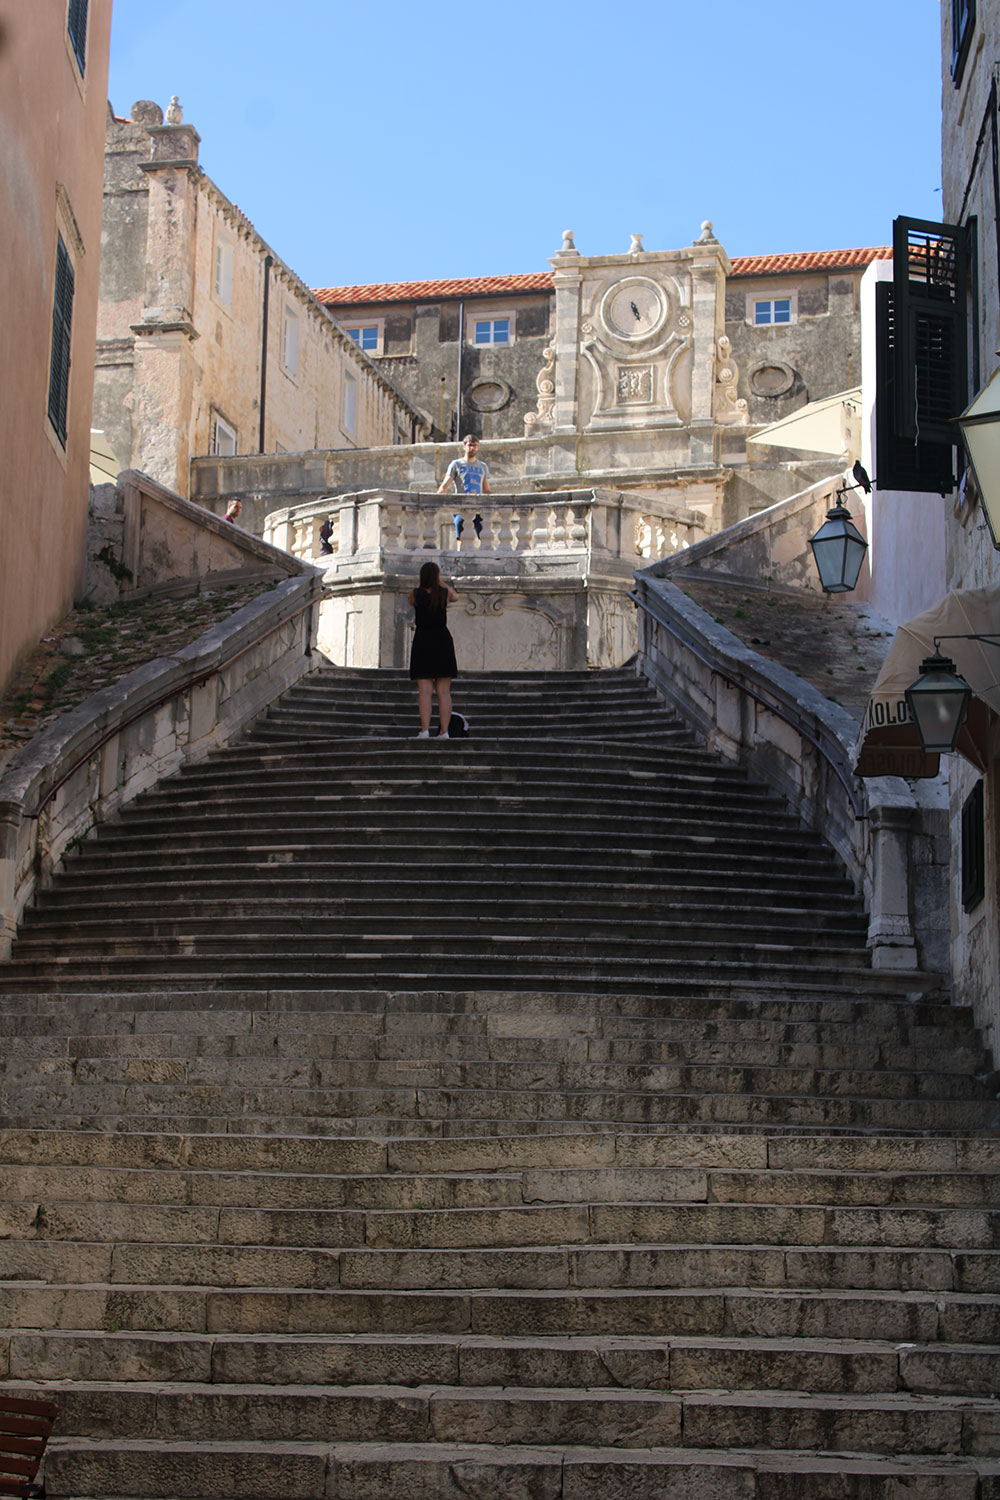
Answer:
top-left (957, 367), bottom-right (1000, 548)
top-left (904, 650), bottom-right (973, 753)
top-left (808, 492), bottom-right (869, 594)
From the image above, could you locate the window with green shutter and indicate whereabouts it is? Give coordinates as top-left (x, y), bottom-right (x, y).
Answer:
top-left (47, 235), bottom-right (75, 447)
top-left (67, 0), bottom-right (88, 73)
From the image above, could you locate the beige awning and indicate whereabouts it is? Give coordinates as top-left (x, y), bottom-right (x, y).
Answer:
top-left (855, 586), bottom-right (1000, 778)
top-left (90, 430), bottom-right (121, 486)
top-left (747, 387), bottom-right (862, 459)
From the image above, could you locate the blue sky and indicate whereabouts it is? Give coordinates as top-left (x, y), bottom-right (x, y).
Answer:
top-left (108, 0), bottom-right (944, 291)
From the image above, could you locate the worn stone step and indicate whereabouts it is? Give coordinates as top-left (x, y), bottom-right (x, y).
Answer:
top-left (10, 1377), bottom-right (1000, 1458)
top-left (4, 1054), bottom-right (985, 1105)
top-left (2, 1282), bottom-right (996, 1342)
top-left (3, 1128), bottom-right (994, 1176)
top-left (10, 1328), bottom-right (1000, 1397)
top-left (36, 1437), bottom-right (1000, 1500)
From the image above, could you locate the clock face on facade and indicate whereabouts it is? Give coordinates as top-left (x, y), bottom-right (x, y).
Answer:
top-left (601, 278), bottom-right (666, 341)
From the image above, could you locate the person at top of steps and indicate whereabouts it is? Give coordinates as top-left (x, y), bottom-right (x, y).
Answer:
top-left (438, 435), bottom-right (490, 549)
top-left (409, 560), bottom-right (459, 738)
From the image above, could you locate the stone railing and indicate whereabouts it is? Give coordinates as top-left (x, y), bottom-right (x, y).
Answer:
top-left (264, 487), bottom-right (703, 568)
top-left (632, 570), bottom-right (949, 976)
top-left (0, 509), bottom-right (324, 960)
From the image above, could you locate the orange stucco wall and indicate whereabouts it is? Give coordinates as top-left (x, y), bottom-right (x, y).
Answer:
top-left (0, 0), bottom-right (112, 690)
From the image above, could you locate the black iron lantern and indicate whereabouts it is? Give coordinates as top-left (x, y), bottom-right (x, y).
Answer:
top-left (808, 496), bottom-right (869, 594)
top-left (904, 650), bottom-right (973, 753)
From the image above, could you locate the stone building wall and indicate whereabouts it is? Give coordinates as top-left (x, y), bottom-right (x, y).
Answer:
top-left (318, 284), bottom-right (553, 442)
top-left (93, 102), bottom-right (426, 501)
top-left (938, 0), bottom-right (1000, 1050)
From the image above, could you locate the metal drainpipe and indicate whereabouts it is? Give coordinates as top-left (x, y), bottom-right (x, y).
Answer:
top-left (456, 300), bottom-right (464, 440)
top-left (259, 255), bottom-right (273, 452)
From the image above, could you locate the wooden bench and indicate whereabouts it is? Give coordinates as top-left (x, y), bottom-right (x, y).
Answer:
top-left (0, 1396), bottom-right (59, 1499)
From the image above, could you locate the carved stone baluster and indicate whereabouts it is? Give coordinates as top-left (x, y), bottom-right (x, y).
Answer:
top-left (419, 502), bottom-right (438, 550)
top-left (551, 505), bottom-right (567, 547)
top-left (495, 504), bottom-right (514, 551)
top-left (381, 497), bottom-right (403, 550)
top-left (509, 505), bottom-right (522, 552)
top-left (402, 502), bottom-right (422, 553)
top-left (568, 504), bottom-right (586, 546)
top-left (529, 505), bottom-right (549, 551)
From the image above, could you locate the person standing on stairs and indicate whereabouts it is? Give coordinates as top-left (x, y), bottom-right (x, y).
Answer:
top-left (409, 560), bottom-right (459, 738)
top-left (438, 434), bottom-right (490, 548)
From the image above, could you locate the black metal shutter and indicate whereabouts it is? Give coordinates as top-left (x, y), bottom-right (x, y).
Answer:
top-left (67, 0), bottom-right (88, 72)
top-left (47, 235), bottom-right (75, 447)
top-left (874, 282), bottom-right (956, 494)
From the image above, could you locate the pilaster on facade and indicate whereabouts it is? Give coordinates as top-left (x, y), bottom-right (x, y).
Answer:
top-left (550, 239), bottom-right (583, 434)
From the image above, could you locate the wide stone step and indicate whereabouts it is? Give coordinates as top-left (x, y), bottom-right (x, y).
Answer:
top-left (7, 1377), bottom-right (1000, 1454)
top-left (3, 1281), bottom-right (996, 1340)
top-left (6, 1028), bottom-right (974, 1074)
top-left (35, 1436), bottom-right (1000, 1500)
top-left (9, 1328), bottom-right (1000, 1396)
top-left (4, 1161), bottom-right (999, 1213)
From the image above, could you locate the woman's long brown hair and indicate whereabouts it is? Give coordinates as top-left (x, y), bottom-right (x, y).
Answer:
top-left (418, 560), bottom-right (444, 613)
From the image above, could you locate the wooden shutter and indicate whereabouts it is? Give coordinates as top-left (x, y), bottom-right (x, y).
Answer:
top-left (891, 216), bottom-right (968, 445)
top-left (47, 236), bottom-right (75, 446)
top-left (67, 0), bottom-right (88, 72)
top-left (875, 281), bottom-right (956, 494)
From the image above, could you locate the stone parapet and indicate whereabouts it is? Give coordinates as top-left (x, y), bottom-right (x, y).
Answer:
top-left (0, 477), bottom-right (324, 960)
top-left (264, 488), bottom-right (705, 672)
top-left (633, 569), bottom-right (948, 977)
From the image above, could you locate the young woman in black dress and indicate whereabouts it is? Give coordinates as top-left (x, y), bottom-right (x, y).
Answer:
top-left (409, 561), bottom-right (459, 738)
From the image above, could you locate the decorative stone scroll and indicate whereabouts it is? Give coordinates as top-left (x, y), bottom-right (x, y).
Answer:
top-left (714, 335), bottom-right (748, 425)
top-left (524, 345), bottom-right (556, 433)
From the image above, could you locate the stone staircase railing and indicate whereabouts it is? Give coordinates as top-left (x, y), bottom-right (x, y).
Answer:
top-left (0, 475), bottom-right (325, 960)
top-left (632, 569), bottom-right (949, 978)
top-left (264, 487), bottom-right (704, 568)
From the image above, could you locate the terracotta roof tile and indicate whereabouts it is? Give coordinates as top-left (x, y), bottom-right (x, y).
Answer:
top-left (728, 247), bottom-right (891, 277)
top-left (314, 272), bottom-right (554, 306)
top-left (313, 249), bottom-right (892, 307)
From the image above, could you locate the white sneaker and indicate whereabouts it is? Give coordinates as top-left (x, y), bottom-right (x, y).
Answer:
top-left (438, 731), bottom-right (450, 739)
top-left (416, 729), bottom-right (430, 738)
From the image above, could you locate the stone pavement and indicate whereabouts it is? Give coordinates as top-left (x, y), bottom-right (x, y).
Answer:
top-left (0, 581), bottom-right (273, 777)
top-left (671, 576), bottom-right (894, 722)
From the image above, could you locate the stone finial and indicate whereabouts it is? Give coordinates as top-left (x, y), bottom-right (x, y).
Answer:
top-left (130, 100), bottom-right (163, 126)
top-left (697, 220), bottom-right (718, 243)
top-left (629, 234), bottom-right (644, 255)
top-left (165, 96), bottom-right (183, 124)
top-left (559, 230), bottom-right (578, 253)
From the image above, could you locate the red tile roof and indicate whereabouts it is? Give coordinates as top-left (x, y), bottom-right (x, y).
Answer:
top-left (313, 249), bottom-right (891, 307)
top-left (728, 247), bottom-right (890, 277)
top-left (314, 273), bottom-right (554, 306)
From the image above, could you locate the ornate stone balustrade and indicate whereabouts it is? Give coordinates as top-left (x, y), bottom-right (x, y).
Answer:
top-left (263, 488), bottom-right (704, 672)
top-left (264, 487), bottom-right (700, 568)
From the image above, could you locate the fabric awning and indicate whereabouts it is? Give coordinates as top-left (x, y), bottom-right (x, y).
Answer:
top-left (90, 430), bottom-right (121, 486)
top-left (747, 388), bottom-right (862, 459)
top-left (855, 586), bottom-right (1000, 778)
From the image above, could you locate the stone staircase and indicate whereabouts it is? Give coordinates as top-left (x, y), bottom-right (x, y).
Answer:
top-left (0, 664), bottom-right (997, 1498)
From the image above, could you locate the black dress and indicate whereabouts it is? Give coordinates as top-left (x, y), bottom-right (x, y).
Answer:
top-left (409, 587), bottom-right (458, 680)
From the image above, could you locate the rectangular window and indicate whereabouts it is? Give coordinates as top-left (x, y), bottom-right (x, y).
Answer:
top-left (210, 412), bottom-right (237, 457)
top-left (47, 234), bottom-right (75, 447)
top-left (346, 325), bottom-right (379, 352)
top-left (952, 0), bottom-right (975, 84)
top-left (753, 298), bottom-right (792, 325)
top-left (214, 238), bottom-right (234, 305)
top-left (961, 779), bottom-right (985, 910)
top-left (342, 370), bottom-right (357, 435)
top-left (474, 317), bottom-right (511, 345)
top-left (282, 307), bottom-right (299, 376)
top-left (67, 0), bottom-right (88, 73)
